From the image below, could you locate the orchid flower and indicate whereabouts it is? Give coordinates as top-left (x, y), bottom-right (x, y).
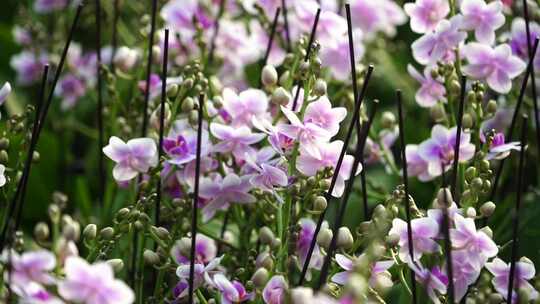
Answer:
top-left (199, 173), bottom-right (256, 222)
top-left (486, 257), bottom-right (539, 302)
top-left (58, 256), bottom-right (134, 304)
top-left (212, 274), bottom-right (254, 304)
top-left (2, 250), bottom-right (56, 293)
top-left (407, 64), bottom-right (446, 107)
top-left (417, 125), bottom-right (475, 178)
top-left (459, 0), bottom-right (505, 44)
top-left (0, 82), bottom-right (11, 105)
top-left (296, 140), bottom-right (360, 198)
top-left (171, 233), bottom-right (217, 265)
top-left (331, 254), bottom-right (394, 288)
top-left (404, 0), bottom-right (449, 34)
top-left (279, 105), bottom-right (331, 158)
top-left (412, 16), bottom-right (467, 65)
top-left (462, 43), bottom-right (526, 93)
top-left (263, 275), bottom-right (288, 304)
top-left (222, 88), bottom-right (269, 127)
top-left (409, 262), bottom-right (448, 304)
top-left (211, 123), bottom-right (266, 162)
top-left (450, 214), bottom-right (498, 267)
top-left (164, 119), bottom-right (211, 166)
top-left (485, 132), bottom-right (521, 160)
top-left (102, 136), bottom-right (158, 182)
top-left (389, 217), bottom-right (441, 263)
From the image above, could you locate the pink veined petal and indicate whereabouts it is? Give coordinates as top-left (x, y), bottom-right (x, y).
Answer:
top-left (487, 69), bottom-right (512, 93)
top-left (201, 197), bottom-right (228, 222)
top-left (261, 164), bottom-right (288, 186)
top-left (407, 64), bottom-right (425, 83)
top-left (412, 33), bottom-right (437, 65)
top-left (335, 254), bottom-right (353, 271)
top-left (103, 137), bottom-right (130, 163)
top-left (516, 261), bottom-right (536, 279)
top-left (476, 233), bottom-right (498, 257)
top-left (431, 124), bottom-right (450, 145)
top-left (214, 274), bottom-right (239, 301)
top-left (417, 139), bottom-right (442, 162)
top-left (331, 271), bottom-right (350, 285)
top-left (486, 258), bottom-right (508, 277)
top-left (210, 123), bottom-right (233, 140)
top-left (296, 153), bottom-right (322, 176)
top-left (413, 217), bottom-right (439, 238)
top-left (280, 105), bottom-right (302, 126)
top-left (112, 164), bottom-right (138, 182)
top-left (373, 260), bottom-right (394, 274)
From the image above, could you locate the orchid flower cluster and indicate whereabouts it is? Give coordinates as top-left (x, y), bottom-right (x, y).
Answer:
top-left (1, 0), bottom-right (540, 303)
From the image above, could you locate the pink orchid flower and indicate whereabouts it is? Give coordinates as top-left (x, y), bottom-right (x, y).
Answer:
top-left (211, 123), bottom-right (266, 162)
top-left (462, 43), bottom-right (526, 93)
top-left (459, 0), bottom-right (505, 45)
top-left (102, 136), bottom-right (158, 182)
top-left (486, 257), bottom-right (539, 302)
top-left (58, 257), bottom-right (134, 304)
top-left (296, 140), bottom-right (359, 198)
top-left (412, 16), bottom-right (467, 65)
top-left (222, 88), bottom-right (269, 127)
top-left (404, 0), bottom-right (449, 34)
top-left (407, 64), bottom-right (446, 107)
top-left (389, 217), bottom-right (441, 263)
top-left (263, 275), bottom-right (288, 304)
top-left (199, 173), bottom-right (256, 222)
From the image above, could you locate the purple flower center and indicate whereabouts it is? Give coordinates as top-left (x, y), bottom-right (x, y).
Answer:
top-left (491, 132), bottom-right (505, 147)
top-left (163, 135), bottom-right (189, 157)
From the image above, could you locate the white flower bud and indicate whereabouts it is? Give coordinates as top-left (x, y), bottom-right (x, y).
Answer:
top-left (261, 65), bottom-right (278, 87)
top-left (336, 227), bottom-right (354, 249)
top-left (113, 46), bottom-right (139, 72)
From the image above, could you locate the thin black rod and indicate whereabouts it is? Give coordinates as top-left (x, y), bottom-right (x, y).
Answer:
top-left (96, 0), bottom-right (105, 207)
top-left (262, 7), bottom-right (281, 67)
top-left (291, 8), bottom-right (321, 112)
top-left (111, 0), bottom-right (120, 71)
top-left (316, 99), bottom-right (379, 290)
top-left (440, 169), bottom-right (455, 303)
top-left (207, 0), bottom-right (226, 65)
top-left (188, 94), bottom-right (204, 304)
top-left (523, 0), bottom-right (540, 166)
top-left (507, 116), bottom-right (528, 304)
top-left (450, 76), bottom-right (466, 205)
top-left (397, 90), bottom-right (418, 303)
top-left (489, 37), bottom-right (539, 201)
top-left (37, 3), bottom-right (84, 136)
top-left (0, 3), bottom-right (84, 251)
top-left (297, 65), bottom-right (374, 285)
top-left (5, 64), bottom-right (49, 297)
top-left (141, 0), bottom-right (158, 137)
top-left (345, 3), bottom-right (368, 219)
top-left (281, 0), bottom-right (291, 51)
top-left (155, 29), bottom-right (169, 226)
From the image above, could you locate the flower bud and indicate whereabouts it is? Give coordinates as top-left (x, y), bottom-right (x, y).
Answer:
top-left (0, 150), bottom-right (8, 164)
top-left (53, 191), bottom-right (68, 207)
top-left (465, 167), bottom-right (477, 182)
top-left (488, 293), bottom-right (503, 304)
top-left (317, 228), bottom-right (333, 249)
top-left (188, 109), bottom-right (199, 125)
top-left (279, 71), bottom-right (290, 86)
top-left (381, 111), bottom-right (396, 129)
top-left (151, 226), bottom-right (170, 240)
top-left (256, 252), bottom-right (274, 270)
top-left (34, 222), bottom-right (49, 241)
top-left (177, 237), bottom-right (192, 257)
top-left (336, 227), bottom-right (353, 249)
top-left (152, 45), bottom-right (161, 64)
top-left (386, 234), bottom-right (400, 247)
top-left (83, 224), bottom-right (97, 241)
top-left (144, 249), bottom-right (160, 265)
top-left (213, 96), bottom-right (223, 109)
top-left (99, 227), bottom-right (115, 240)
top-left (259, 226), bottom-right (275, 245)
top-left (251, 268), bottom-right (269, 288)
top-left (271, 238), bottom-right (281, 249)
top-left (181, 97), bottom-right (195, 112)
top-left (116, 208), bottom-right (130, 220)
top-left (462, 113), bottom-right (473, 129)
top-left (313, 196), bottom-right (327, 212)
top-left (436, 187), bottom-right (453, 207)
top-left (430, 104), bottom-right (445, 122)
top-left (465, 207), bottom-right (477, 218)
top-left (480, 226), bottom-right (493, 239)
top-left (313, 79), bottom-right (327, 96)
top-left (107, 259), bottom-right (124, 273)
top-left (48, 204), bottom-right (61, 223)
top-left (113, 46), bottom-right (139, 72)
top-left (261, 65), bottom-right (278, 87)
top-left (271, 87), bottom-right (291, 106)
top-left (486, 99), bottom-right (497, 114)
top-left (0, 138), bottom-right (9, 150)
top-left (150, 103), bottom-right (171, 131)
top-left (480, 201), bottom-right (495, 217)
top-left (32, 151), bottom-right (40, 163)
